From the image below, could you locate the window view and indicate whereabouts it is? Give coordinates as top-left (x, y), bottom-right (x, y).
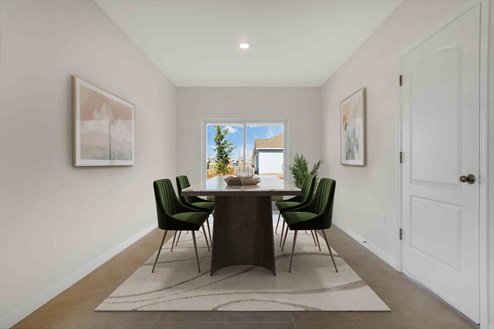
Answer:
top-left (247, 124), bottom-right (284, 179)
top-left (206, 122), bottom-right (285, 180)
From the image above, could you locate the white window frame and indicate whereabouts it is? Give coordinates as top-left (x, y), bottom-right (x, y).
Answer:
top-left (202, 119), bottom-right (289, 182)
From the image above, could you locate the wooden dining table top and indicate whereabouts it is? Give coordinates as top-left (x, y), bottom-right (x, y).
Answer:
top-left (181, 175), bottom-right (301, 197)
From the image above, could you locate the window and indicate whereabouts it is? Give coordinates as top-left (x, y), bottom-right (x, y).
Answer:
top-left (203, 119), bottom-right (287, 181)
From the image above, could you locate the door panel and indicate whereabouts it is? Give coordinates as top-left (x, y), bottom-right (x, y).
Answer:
top-left (401, 5), bottom-right (480, 322)
top-left (410, 47), bottom-right (461, 186)
top-left (410, 196), bottom-right (462, 270)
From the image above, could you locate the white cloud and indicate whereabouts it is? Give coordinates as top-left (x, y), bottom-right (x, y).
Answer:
top-left (225, 125), bottom-right (238, 134)
top-left (265, 127), bottom-right (276, 138)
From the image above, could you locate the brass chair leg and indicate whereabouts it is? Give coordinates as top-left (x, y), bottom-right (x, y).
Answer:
top-left (170, 231), bottom-right (177, 251)
top-left (310, 230), bottom-right (317, 246)
top-left (206, 216), bottom-right (213, 246)
top-left (322, 229), bottom-right (338, 273)
top-left (175, 231), bottom-right (182, 247)
top-left (282, 224), bottom-right (289, 251)
top-left (170, 231), bottom-right (182, 251)
top-left (280, 218), bottom-right (286, 246)
top-left (275, 213), bottom-right (281, 234)
top-left (152, 230), bottom-right (168, 273)
top-left (192, 231), bottom-right (201, 273)
top-left (314, 230), bottom-right (321, 251)
top-left (288, 230), bottom-right (298, 273)
top-left (202, 225), bottom-right (210, 251)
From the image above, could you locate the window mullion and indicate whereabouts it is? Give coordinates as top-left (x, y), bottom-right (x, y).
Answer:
top-left (243, 122), bottom-right (246, 171)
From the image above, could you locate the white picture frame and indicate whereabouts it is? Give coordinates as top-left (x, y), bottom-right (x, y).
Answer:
top-left (73, 76), bottom-right (135, 166)
top-left (340, 87), bottom-right (366, 166)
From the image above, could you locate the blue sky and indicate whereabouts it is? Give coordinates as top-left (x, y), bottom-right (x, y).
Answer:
top-left (206, 124), bottom-right (283, 160)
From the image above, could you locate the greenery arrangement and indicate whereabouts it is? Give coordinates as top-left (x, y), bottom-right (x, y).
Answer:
top-left (289, 153), bottom-right (322, 188)
top-left (213, 125), bottom-right (236, 175)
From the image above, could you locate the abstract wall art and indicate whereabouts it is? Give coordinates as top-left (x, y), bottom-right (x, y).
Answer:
top-left (340, 88), bottom-right (366, 166)
top-left (73, 76), bottom-right (134, 166)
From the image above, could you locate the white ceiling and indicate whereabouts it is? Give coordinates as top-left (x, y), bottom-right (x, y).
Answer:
top-left (95, 0), bottom-right (402, 87)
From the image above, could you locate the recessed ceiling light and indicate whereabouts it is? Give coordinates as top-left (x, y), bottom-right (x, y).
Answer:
top-left (239, 43), bottom-right (250, 49)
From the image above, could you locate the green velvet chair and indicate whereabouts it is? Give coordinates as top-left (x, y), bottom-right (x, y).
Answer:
top-left (281, 178), bottom-right (338, 273)
top-left (152, 178), bottom-right (210, 273)
top-left (276, 175), bottom-right (316, 245)
top-left (176, 175), bottom-right (214, 243)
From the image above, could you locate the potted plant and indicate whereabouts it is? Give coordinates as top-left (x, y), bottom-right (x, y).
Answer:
top-left (289, 154), bottom-right (322, 188)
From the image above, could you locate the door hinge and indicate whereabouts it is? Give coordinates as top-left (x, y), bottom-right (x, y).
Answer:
top-left (399, 152), bottom-right (403, 163)
top-left (399, 228), bottom-right (403, 240)
top-left (399, 75), bottom-right (403, 86)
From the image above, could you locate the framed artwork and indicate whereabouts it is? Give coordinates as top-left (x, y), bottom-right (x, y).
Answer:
top-left (72, 76), bottom-right (134, 166)
top-left (340, 87), bottom-right (366, 166)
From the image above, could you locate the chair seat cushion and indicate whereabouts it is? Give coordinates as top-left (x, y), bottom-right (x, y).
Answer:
top-left (283, 211), bottom-right (319, 230)
top-left (172, 211), bottom-right (209, 230)
top-left (275, 201), bottom-right (301, 212)
top-left (191, 201), bottom-right (214, 212)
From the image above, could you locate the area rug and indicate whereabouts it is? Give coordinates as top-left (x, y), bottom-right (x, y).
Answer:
top-left (96, 227), bottom-right (390, 312)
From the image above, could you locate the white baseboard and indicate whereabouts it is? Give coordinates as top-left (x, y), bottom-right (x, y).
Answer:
top-left (333, 220), bottom-right (398, 270)
top-left (2, 223), bottom-right (157, 329)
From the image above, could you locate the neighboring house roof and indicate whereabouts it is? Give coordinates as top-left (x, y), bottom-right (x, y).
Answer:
top-left (254, 133), bottom-right (284, 150)
top-left (251, 133), bottom-right (284, 163)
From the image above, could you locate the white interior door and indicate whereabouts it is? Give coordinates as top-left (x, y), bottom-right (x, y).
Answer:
top-left (401, 5), bottom-right (480, 322)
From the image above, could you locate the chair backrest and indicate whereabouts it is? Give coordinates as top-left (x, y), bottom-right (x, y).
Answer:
top-left (176, 175), bottom-right (192, 204)
top-left (300, 175), bottom-right (316, 203)
top-left (153, 178), bottom-right (180, 229)
top-left (309, 178), bottom-right (336, 229)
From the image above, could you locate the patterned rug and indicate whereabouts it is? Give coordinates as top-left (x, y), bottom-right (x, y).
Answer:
top-left (96, 227), bottom-right (389, 312)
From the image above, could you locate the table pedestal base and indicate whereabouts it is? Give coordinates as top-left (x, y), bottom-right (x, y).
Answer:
top-left (210, 195), bottom-right (276, 276)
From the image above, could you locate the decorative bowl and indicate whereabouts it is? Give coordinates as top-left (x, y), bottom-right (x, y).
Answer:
top-left (224, 176), bottom-right (261, 186)
top-left (239, 176), bottom-right (261, 185)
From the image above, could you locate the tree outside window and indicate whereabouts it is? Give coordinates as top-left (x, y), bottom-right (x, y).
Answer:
top-left (213, 125), bottom-right (235, 175)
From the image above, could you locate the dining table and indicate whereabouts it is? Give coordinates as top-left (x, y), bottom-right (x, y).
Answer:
top-left (181, 175), bottom-right (301, 276)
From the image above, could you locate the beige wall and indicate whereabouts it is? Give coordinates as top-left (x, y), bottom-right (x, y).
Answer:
top-left (0, 1), bottom-right (176, 327)
top-left (176, 88), bottom-right (321, 185)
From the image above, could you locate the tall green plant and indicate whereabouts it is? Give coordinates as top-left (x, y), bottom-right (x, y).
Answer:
top-left (289, 153), bottom-right (322, 188)
top-left (214, 125), bottom-right (235, 175)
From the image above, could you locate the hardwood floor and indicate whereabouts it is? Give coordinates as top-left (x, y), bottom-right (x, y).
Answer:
top-left (12, 222), bottom-right (478, 329)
